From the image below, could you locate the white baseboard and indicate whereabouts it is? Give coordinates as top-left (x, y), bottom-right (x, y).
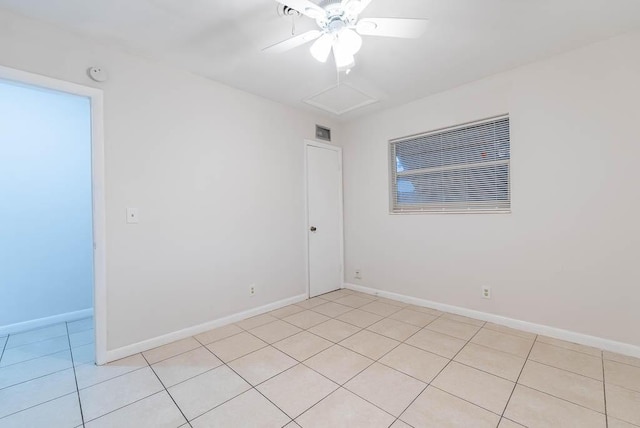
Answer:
top-left (0, 308), bottom-right (94, 336)
top-left (344, 283), bottom-right (640, 359)
top-left (104, 294), bottom-right (308, 364)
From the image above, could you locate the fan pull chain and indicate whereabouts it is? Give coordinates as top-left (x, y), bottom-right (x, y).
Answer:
top-left (291, 15), bottom-right (296, 35)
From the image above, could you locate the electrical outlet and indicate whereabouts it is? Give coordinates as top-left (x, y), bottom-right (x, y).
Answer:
top-left (354, 269), bottom-right (362, 280)
top-left (482, 287), bottom-right (491, 299)
top-left (249, 285), bottom-right (255, 296)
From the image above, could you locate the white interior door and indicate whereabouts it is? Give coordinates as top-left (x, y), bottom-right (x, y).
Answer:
top-left (306, 143), bottom-right (343, 298)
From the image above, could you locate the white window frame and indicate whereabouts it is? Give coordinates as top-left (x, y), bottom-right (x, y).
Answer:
top-left (389, 115), bottom-right (511, 215)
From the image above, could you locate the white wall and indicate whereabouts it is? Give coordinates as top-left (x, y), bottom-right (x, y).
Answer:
top-left (343, 30), bottom-right (640, 347)
top-left (0, 9), bottom-right (340, 351)
top-left (0, 80), bottom-right (93, 327)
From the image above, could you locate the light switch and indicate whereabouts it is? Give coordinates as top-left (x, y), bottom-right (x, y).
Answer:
top-left (126, 208), bottom-right (139, 224)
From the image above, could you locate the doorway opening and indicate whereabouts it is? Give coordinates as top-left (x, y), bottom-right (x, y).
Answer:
top-left (0, 66), bottom-right (105, 365)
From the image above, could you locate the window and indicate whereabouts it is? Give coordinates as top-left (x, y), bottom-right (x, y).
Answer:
top-left (389, 115), bottom-right (511, 213)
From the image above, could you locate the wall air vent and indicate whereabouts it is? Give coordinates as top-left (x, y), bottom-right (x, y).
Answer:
top-left (316, 125), bottom-right (331, 141)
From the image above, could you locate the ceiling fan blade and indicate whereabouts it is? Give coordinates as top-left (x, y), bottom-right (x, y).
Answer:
top-left (356, 18), bottom-right (428, 38)
top-left (263, 30), bottom-right (321, 53)
top-left (342, 0), bottom-right (373, 14)
top-left (310, 34), bottom-right (333, 63)
top-left (275, 0), bottom-right (325, 19)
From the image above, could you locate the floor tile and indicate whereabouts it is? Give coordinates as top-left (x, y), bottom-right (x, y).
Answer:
top-left (608, 417), bottom-right (639, 427)
top-left (390, 420), bottom-right (413, 428)
top-left (519, 360), bottom-right (604, 412)
top-left (273, 331), bottom-right (333, 361)
top-left (283, 310), bottom-right (330, 329)
top-left (432, 362), bottom-right (514, 414)
top-left (4, 324), bottom-right (68, 349)
top-left (0, 335), bottom-right (70, 367)
top-left (366, 318), bottom-right (420, 341)
top-left (499, 418), bottom-right (526, 427)
top-left (269, 304), bottom-right (305, 319)
top-left (80, 366), bottom-right (163, 421)
top-left (296, 388), bottom-right (395, 428)
top-left (505, 385), bottom-right (606, 427)
top-left (76, 353), bottom-right (148, 390)
top-left (483, 322), bottom-right (536, 340)
top-left (471, 328), bottom-right (534, 357)
top-left (441, 313), bottom-right (485, 327)
top-left (0, 392), bottom-right (81, 428)
top-left (454, 343), bottom-right (525, 381)
top-left (235, 313), bottom-right (279, 330)
top-left (295, 297), bottom-right (329, 309)
top-left (376, 297), bottom-right (410, 308)
top-left (228, 346), bottom-right (297, 385)
top-left (67, 317), bottom-right (94, 334)
top-left (308, 319), bottom-right (361, 343)
top-left (152, 347), bottom-right (222, 387)
top-left (142, 337), bottom-right (201, 365)
top-left (304, 345), bottom-right (374, 385)
top-left (84, 391), bottom-right (186, 428)
top-left (320, 289), bottom-right (354, 301)
top-left (249, 320), bottom-right (302, 344)
top-left (72, 344), bottom-right (95, 367)
top-left (333, 294), bottom-right (374, 308)
top-left (194, 324), bottom-right (243, 345)
top-left (425, 318), bottom-right (480, 341)
top-left (529, 342), bottom-right (603, 380)
top-left (400, 386), bottom-right (500, 428)
top-left (359, 301), bottom-right (403, 317)
top-left (380, 343), bottom-right (449, 383)
top-left (336, 309), bottom-right (383, 328)
top-left (345, 363), bottom-right (426, 416)
top-left (285, 422), bottom-right (302, 428)
top-left (606, 384), bottom-right (640, 426)
top-left (537, 336), bottom-right (602, 357)
top-left (604, 352), bottom-right (640, 369)
top-left (191, 389), bottom-right (290, 428)
top-left (0, 368), bottom-right (76, 418)
top-left (168, 365), bottom-right (250, 420)
top-left (205, 332), bottom-right (267, 362)
top-left (340, 330), bottom-right (400, 360)
top-left (257, 364), bottom-right (338, 418)
top-left (405, 328), bottom-right (466, 359)
top-left (0, 349), bottom-right (72, 389)
top-left (311, 302), bottom-right (353, 318)
top-left (388, 309), bottom-right (437, 328)
top-left (605, 359), bottom-right (640, 392)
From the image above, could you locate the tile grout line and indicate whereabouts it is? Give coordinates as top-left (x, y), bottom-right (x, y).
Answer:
top-left (387, 315), bottom-right (488, 427)
top-left (140, 353), bottom-right (192, 427)
top-left (0, 335), bottom-right (8, 363)
top-left (602, 350), bottom-right (609, 428)
top-left (65, 322), bottom-right (86, 428)
top-left (497, 331), bottom-right (538, 427)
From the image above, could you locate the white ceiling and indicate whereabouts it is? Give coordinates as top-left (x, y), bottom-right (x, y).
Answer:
top-left (2, 0), bottom-right (640, 120)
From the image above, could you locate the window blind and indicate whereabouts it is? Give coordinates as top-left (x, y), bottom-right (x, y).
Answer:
top-left (389, 116), bottom-right (510, 213)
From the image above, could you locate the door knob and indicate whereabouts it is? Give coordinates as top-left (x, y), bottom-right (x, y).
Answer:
top-left (310, 226), bottom-right (317, 232)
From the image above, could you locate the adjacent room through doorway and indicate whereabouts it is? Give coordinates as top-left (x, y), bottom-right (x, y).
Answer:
top-left (0, 78), bottom-right (95, 364)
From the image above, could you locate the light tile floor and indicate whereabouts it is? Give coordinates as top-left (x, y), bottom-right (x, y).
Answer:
top-left (1, 289), bottom-right (639, 427)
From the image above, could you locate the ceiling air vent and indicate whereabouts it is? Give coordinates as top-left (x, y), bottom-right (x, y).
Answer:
top-left (315, 125), bottom-right (331, 141)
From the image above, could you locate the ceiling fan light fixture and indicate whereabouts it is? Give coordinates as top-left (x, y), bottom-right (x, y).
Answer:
top-left (333, 41), bottom-right (356, 71)
top-left (338, 28), bottom-right (363, 55)
top-left (310, 33), bottom-right (333, 62)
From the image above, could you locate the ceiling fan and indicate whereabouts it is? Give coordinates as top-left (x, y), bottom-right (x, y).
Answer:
top-left (264, 0), bottom-right (428, 71)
